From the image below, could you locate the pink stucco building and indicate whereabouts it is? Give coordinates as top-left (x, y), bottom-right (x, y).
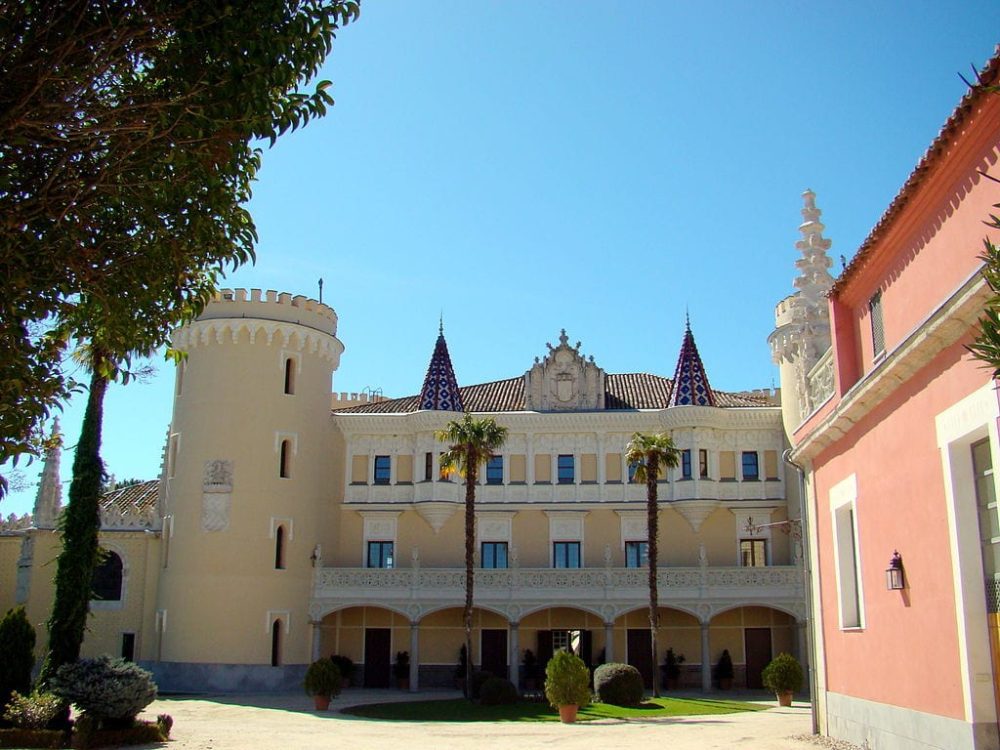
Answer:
top-left (772, 51), bottom-right (1000, 750)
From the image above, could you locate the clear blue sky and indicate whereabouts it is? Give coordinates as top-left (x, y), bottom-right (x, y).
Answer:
top-left (4, 3), bottom-right (999, 516)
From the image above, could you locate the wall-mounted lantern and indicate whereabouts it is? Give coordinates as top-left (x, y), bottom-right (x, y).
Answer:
top-left (886, 551), bottom-right (905, 590)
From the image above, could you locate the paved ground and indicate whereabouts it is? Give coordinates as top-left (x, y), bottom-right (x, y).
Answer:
top-left (134, 689), bottom-right (827, 750)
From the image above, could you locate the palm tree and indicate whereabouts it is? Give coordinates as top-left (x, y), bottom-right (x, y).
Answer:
top-left (624, 431), bottom-right (680, 697)
top-left (436, 413), bottom-right (508, 699)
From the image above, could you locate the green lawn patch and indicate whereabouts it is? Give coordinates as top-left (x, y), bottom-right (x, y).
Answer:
top-left (342, 696), bottom-right (769, 723)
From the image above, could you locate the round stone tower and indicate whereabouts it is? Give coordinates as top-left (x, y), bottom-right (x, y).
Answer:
top-left (153, 288), bottom-right (343, 691)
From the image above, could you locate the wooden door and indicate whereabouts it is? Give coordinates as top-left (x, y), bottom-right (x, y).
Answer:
top-left (744, 628), bottom-right (772, 689)
top-left (363, 628), bottom-right (391, 688)
top-left (481, 629), bottom-right (508, 679)
top-left (627, 628), bottom-right (654, 688)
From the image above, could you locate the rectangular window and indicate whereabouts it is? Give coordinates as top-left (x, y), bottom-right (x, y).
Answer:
top-left (482, 541), bottom-right (508, 569)
top-left (699, 449), bottom-right (709, 478)
top-left (425, 452), bottom-right (433, 481)
top-left (869, 290), bottom-right (885, 357)
top-left (552, 629), bottom-right (581, 654)
top-left (486, 455), bottom-right (503, 485)
top-left (681, 450), bottom-right (692, 479)
top-left (557, 454), bottom-right (575, 484)
top-left (373, 455), bottom-right (391, 485)
top-left (741, 451), bottom-right (759, 481)
top-left (553, 541), bottom-right (581, 568)
top-left (628, 461), bottom-right (639, 483)
top-left (834, 504), bottom-right (862, 628)
top-left (740, 539), bottom-right (767, 567)
top-left (625, 541), bottom-right (648, 568)
top-left (439, 452), bottom-right (451, 481)
top-left (367, 541), bottom-right (394, 568)
top-left (972, 439), bottom-right (1000, 584)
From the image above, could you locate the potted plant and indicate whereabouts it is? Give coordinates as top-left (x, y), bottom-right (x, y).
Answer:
top-left (330, 654), bottom-right (355, 689)
top-left (661, 648), bottom-right (686, 690)
top-left (304, 659), bottom-right (342, 711)
top-left (715, 649), bottom-right (734, 690)
top-left (394, 650), bottom-right (410, 690)
top-left (522, 648), bottom-right (538, 691)
top-left (544, 649), bottom-right (591, 723)
top-left (761, 652), bottom-right (803, 707)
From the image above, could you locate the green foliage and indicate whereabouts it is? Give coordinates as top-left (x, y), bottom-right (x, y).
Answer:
top-left (156, 714), bottom-right (173, 739)
top-left (470, 671), bottom-right (493, 701)
top-left (715, 649), bottom-right (734, 681)
top-left (303, 659), bottom-right (342, 697)
top-left (593, 663), bottom-right (644, 707)
top-left (2, 691), bottom-right (61, 729)
top-left (329, 654), bottom-right (355, 680)
top-left (393, 651), bottom-right (409, 679)
top-left (72, 718), bottom-right (167, 749)
top-left (970, 235), bottom-right (1000, 375)
top-left (0, 0), bottom-right (361, 491)
top-left (543, 650), bottom-right (591, 709)
top-left (478, 677), bottom-right (518, 706)
top-left (0, 727), bottom-right (68, 748)
top-left (624, 432), bottom-right (680, 484)
top-left (0, 606), bottom-right (36, 713)
top-left (663, 648), bottom-right (686, 679)
top-left (761, 653), bottom-right (803, 694)
top-left (48, 656), bottom-right (158, 723)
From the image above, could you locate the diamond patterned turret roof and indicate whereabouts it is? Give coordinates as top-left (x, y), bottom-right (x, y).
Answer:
top-left (417, 326), bottom-right (464, 412)
top-left (668, 322), bottom-right (717, 407)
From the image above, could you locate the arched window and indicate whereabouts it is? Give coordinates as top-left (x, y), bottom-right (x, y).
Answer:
top-left (275, 525), bottom-right (286, 569)
top-left (283, 358), bottom-right (295, 395)
top-left (271, 619), bottom-right (282, 666)
top-left (279, 440), bottom-right (291, 478)
top-left (92, 551), bottom-right (124, 601)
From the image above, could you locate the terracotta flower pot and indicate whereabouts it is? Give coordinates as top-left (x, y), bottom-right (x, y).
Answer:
top-left (313, 694), bottom-right (331, 711)
top-left (776, 691), bottom-right (793, 707)
top-left (558, 704), bottom-right (579, 723)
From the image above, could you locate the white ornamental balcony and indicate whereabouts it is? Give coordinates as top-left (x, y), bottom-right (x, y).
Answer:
top-left (309, 565), bottom-right (804, 623)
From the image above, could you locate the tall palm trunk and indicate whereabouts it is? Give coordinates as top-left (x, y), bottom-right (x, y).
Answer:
top-left (463, 454), bottom-right (477, 699)
top-left (39, 363), bottom-right (109, 686)
top-left (647, 454), bottom-right (660, 698)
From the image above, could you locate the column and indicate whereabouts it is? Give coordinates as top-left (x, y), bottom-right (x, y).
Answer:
top-left (509, 622), bottom-right (520, 689)
top-left (796, 620), bottom-right (808, 671)
top-left (700, 622), bottom-right (711, 692)
top-left (526, 436), bottom-right (535, 486)
top-left (311, 620), bottom-right (322, 662)
top-left (410, 622), bottom-right (420, 692)
top-left (604, 622), bottom-right (615, 663)
top-left (551, 453), bottom-right (558, 485)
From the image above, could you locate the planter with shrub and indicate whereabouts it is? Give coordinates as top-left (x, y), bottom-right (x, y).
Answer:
top-left (393, 651), bottom-right (410, 690)
top-left (661, 648), bottom-right (685, 690)
top-left (715, 649), bottom-right (734, 690)
top-left (304, 659), bottom-right (342, 710)
top-left (761, 652), bottom-right (803, 707)
top-left (544, 649), bottom-right (591, 723)
top-left (329, 655), bottom-right (355, 689)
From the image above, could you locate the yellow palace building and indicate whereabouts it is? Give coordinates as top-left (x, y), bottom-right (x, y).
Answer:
top-left (1, 277), bottom-right (811, 692)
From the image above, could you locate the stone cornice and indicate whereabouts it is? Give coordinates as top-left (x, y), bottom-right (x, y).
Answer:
top-left (172, 317), bottom-right (344, 366)
top-left (792, 270), bottom-right (990, 463)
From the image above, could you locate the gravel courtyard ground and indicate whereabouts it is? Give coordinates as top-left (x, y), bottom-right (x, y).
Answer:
top-left (132, 689), bottom-right (852, 750)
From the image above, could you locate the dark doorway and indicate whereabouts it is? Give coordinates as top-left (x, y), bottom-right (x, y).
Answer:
top-left (627, 628), bottom-right (654, 688)
top-left (481, 629), bottom-right (508, 679)
top-left (744, 628), bottom-right (773, 689)
top-left (364, 628), bottom-right (391, 688)
top-left (121, 632), bottom-right (136, 662)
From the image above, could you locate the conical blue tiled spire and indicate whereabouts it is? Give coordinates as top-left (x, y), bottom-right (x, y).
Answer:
top-left (668, 319), bottom-right (716, 407)
top-left (418, 322), bottom-right (464, 412)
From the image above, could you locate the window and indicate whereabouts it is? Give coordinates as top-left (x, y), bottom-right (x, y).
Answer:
top-left (271, 619), bottom-right (282, 666)
top-left (121, 633), bottom-right (136, 662)
top-left (699, 449), bottom-right (709, 478)
top-left (283, 357), bottom-right (295, 395)
top-left (740, 539), bottom-right (767, 567)
top-left (482, 542), bottom-right (508, 569)
top-left (175, 360), bottom-right (185, 397)
top-left (834, 503), bottom-right (862, 628)
top-left (92, 551), bottom-right (123, 601)
top-left (274, 525), bottom-right (286, 569)
top-left (552, 629), bottom-right (581, 654)
top-left (373, 455), bottom-right (391, 485)
top-left (972, 439), bottom-right (1000, 585)
top-left (439, 452), bottom-right (451, 481)
top-left (557, 455), bottom-right (575, 484)
top-left (869, 290), bottom-right (885, 357)
top-left (741, 451), bottom-right (759, 481)
top-left (553, 541), bottom-right (581, 568)
top-left (367, 541), bottom-right (394, 568)
top-left (681, 450), bottom-right (692, 479)
top-left (627, 461), bottom-right (639, 483)
top-left (625, 541), bottom-right (648, 568)
top-left (424, 452), bottom-right (433, 481)
top-left (486, 455), bottom-right (503, 485)
top-left (279, 439), bottom-right (291, 478)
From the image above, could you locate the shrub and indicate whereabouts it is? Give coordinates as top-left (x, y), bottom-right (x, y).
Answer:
top-left (329, 655), bottom-right (355, 682)
top-left (761, 653), bottom-right (804, 694)
top-left (0, 727), bottom-right (67, 748)
top-left (2, 691), bottom-right (62, 729)
top-left (593, 663), bottom-right (643, 706)
top-left (303, 660), bottom-right (342, 698)
top-left (544, 649), bottom-right (591, 709)
top-left (715, 649), bottom-right (734, 682)
top-left (156, 713), bottom-right (173, 739)
top-left (72, 719), bottom-right (167, 749)
top-left (470, 670), bottom-right (493, 700)
top-left (0, 607), bottom-right (36, 714)
top-left (49, 656), bottom-right (157, 723)
top-left (478, 677), bottom-right (518, 706)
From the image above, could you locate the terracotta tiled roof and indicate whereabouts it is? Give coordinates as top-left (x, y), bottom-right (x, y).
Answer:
top-left (334, 373), bottom-right (771, 414)
top-left (100, 480), bottom-right (158, 514)
top-left (831, 47), bottom-right (1000, 296)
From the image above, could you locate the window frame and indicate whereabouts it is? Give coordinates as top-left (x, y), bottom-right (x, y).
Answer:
top-left (681, 450), bottom-right (692, 479)
top-left (741, 451), bottom-right (759, 481)
top-left (367, 540), bottom-right (395, 569)
top-left (869, 289), bottom-right (885, 358)
top-left (699, 449), bottom-right (709, 478)
top-left (373, 455), bottom-right (391, 485)
top-left (739, 538), bottom-right (767, 567)
top-left (557, 454), bottom-right (575, 485)
top-left (553, 541), bottom-right (581, 568)
top-left (486, 455), bottom-right (504, 485)
top-left (481, 541), bottom-right (509, 569)
top-left (625, 541), bottom-right (649, 568)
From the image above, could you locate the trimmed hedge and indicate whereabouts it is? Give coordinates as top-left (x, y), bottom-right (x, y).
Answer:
top-left (0, 728), bottom-right (68, 748)
top-left (478, 677), bottom-right (518, 706)
top-left (593, 663), bottom-right (644, 706)
top-left (49, 656), bottom-right (157, 723)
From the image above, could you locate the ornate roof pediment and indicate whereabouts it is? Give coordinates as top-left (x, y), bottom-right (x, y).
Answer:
top-left (524, 330), bottom-right (605, 411)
